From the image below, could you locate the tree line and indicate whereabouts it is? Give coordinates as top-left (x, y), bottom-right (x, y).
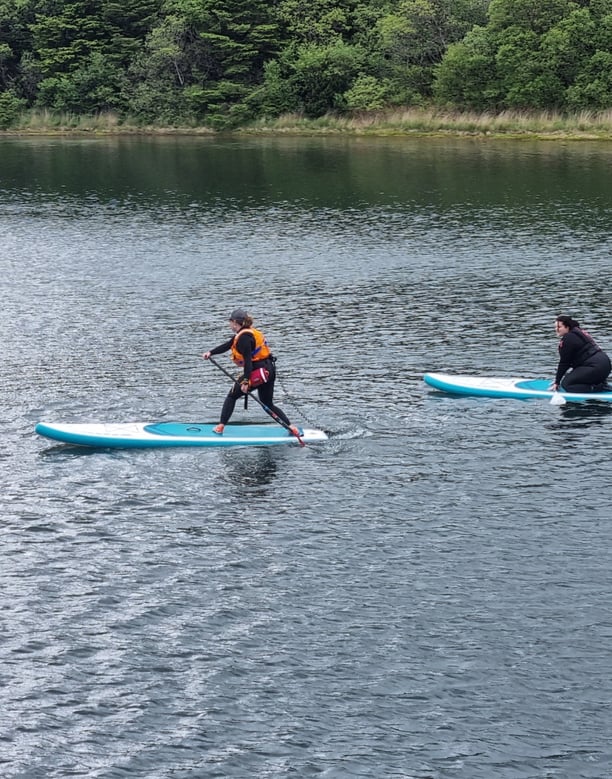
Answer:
top-left (0, 0), bottom-right (611, 129)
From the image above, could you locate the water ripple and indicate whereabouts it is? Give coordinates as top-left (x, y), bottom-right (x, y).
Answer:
top-left (2, 137), bottom-right (612, 778)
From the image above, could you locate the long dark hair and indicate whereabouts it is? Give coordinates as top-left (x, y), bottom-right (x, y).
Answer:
top-left (556, 314), bottom-right (580, 329)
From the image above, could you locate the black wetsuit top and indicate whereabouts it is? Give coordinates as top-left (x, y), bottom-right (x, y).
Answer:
top-left (555, 327), bottom-right (601, 385)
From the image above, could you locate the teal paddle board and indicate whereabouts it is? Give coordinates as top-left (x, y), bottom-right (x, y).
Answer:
top-left (423, 372), bottom-right (612, 402)
top-left (35, 421), bottom-right (327, 448)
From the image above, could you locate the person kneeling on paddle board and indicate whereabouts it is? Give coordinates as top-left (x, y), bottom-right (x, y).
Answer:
top-left (551, 315), bottom-right (612, 393)
top-left (203, 309), bottom-right (300, 436)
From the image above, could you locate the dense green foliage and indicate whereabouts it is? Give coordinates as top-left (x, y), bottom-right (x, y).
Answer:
top-left (0, 0), bottom-right (610, 127)
top-left (434, 0), bottom-right (612, 109)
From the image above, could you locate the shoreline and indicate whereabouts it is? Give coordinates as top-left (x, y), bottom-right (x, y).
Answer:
top-left (2, 108), bottom-right (612, 141)
top-left (3, 128), bottom-right (611, 141)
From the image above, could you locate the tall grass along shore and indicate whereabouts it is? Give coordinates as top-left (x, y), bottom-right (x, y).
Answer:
top-left (3, 107), bottom-right (612, 140)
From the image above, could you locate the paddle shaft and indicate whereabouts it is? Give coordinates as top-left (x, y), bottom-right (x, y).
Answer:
top-left (207, 356), bottom-right (305, 446)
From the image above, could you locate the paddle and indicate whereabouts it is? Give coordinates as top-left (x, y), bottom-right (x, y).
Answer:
top-left (206, 356), bottom-right (305, 446)
top-left (549, 383), bottom-right (567, 405)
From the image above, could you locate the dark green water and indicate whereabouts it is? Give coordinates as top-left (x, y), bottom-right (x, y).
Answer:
top-left (2, 135), bottom-right (612, 778)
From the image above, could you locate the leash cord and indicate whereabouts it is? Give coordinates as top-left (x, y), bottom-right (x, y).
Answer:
top-left (274, 368), bottom-right (320, 429)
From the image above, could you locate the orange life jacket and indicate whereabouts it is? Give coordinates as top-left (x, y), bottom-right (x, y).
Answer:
top-left (231, 327), bottom-right (272, 366)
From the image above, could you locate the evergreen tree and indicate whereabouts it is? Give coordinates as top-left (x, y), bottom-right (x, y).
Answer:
top-left (125, 0), bottom-right (280, 125)
top-left (0, 0), bottom-right (36, 91)
top-left (16, 0), bottom-right (159, 110)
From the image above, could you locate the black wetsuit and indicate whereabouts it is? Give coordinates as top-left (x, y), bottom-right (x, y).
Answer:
top-left (556, 327), bottom-right (611, 392)
top-left (209, 330), bottom-right (292, 426)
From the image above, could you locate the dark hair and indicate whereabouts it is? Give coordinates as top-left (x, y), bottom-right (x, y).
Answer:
top-left (556, 315), bottom-right (580, 329)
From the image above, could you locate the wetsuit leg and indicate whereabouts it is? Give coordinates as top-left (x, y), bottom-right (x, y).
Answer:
top-left (219, 383), bottom-right (243, 424)
top-left (256, 370), bottom-right (292, 426)
top-left (561, 368), bottom-right (596, 392)
top-left (593, 352), bottom-right (612, 391)
top-left (561, 352), bottom-right (611, 392)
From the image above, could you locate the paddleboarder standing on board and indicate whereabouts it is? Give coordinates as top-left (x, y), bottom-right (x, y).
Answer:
top-left (203, 309), bottom-right (300, 437)
top-left (552, 315), bottom-right (611, 393)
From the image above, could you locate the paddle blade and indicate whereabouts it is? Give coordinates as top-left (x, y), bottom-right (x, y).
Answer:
top-left (291, 428), bottom-right (306, 447)
top-left (550, 392), bottom-right (566, 406)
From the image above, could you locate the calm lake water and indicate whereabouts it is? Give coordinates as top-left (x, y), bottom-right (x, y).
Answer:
top-left (2, 134), bottom-right (612, 778)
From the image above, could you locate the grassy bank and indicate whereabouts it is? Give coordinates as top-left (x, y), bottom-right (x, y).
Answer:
top-left (1, 109), bottom-right (214, 135)
top-left (243, 108), bottom-right (612, 139)
top-left (3, 107), bottom-right (612, 139)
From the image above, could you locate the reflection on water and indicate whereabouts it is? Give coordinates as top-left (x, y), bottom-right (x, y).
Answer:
top-left (220, 447), bottom-right (279, 495)
top-left (39, 443), bottom-right (121, 458)
top-left (553, 401), bottom-right (612, 428)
